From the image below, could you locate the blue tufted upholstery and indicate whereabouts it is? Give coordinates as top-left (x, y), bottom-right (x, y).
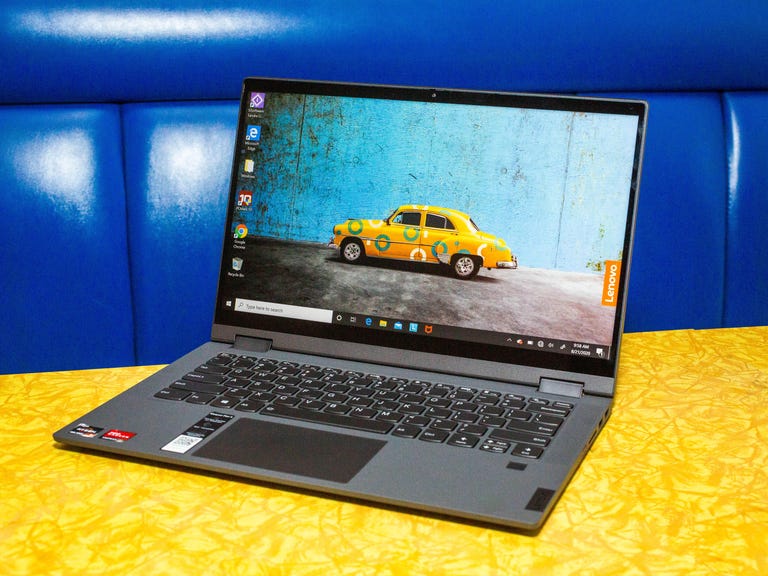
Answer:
top-left (122, 103), bottom-right (238, 365)
top-left (0, 106), bottom-right (135, 372)
top-left (622, 93), bottom-right (729, 333)
top-left (723, 93), bottom-right (768, 328)
top-left (1, 2), bottom-right (766, 373)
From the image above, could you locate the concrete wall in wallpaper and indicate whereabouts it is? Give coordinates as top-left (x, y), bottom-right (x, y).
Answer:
top-left (234, 93), bottom-right (638, 273)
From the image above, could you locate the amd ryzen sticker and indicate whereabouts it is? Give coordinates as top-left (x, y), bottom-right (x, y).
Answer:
top-left (101, 429), bottom-right (137, 443)
top-left (70, 423), bottom-right (103, 438)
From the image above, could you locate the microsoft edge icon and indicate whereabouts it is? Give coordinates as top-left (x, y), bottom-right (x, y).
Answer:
top-left (245, 125), bottom-right (261, 142)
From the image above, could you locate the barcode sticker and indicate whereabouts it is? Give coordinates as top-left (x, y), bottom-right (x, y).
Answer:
top-left (161, 434), bottom-right (203, 454)
top-left (161, 412), bottom-right (234, 454)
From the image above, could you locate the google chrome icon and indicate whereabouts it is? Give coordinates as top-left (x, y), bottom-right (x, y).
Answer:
top-left (234, 224), bottom-right (248, 239)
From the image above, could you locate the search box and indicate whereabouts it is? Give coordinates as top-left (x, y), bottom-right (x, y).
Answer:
top-left (234, 298), bottom-right (333, 324)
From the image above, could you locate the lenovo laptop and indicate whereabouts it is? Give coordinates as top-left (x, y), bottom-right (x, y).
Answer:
top-left (55, 78), bottom-right (647, 531)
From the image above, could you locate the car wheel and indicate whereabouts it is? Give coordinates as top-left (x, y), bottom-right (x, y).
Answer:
top-left (341, 238), bottom-right (365, 263)
top-left (452, 255), bottom-right (480, 279)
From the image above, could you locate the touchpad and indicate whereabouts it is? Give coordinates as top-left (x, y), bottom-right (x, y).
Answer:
top-left (193, 418), bottom-right (386, 484)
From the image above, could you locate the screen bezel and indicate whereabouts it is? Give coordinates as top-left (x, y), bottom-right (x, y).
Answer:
top-left (213, 78), bottom-right (647, 380)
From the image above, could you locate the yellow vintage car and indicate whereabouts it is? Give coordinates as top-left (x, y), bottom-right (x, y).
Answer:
top-left (329, 205), bottom-right (517, 279)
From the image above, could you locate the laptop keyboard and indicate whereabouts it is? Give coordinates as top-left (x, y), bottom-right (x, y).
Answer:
top-left (154, 353), bottom-right (573, 459)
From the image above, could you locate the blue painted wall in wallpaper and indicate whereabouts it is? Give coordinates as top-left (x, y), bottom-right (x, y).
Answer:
top-left (235, 94), bottom-right (639, 273)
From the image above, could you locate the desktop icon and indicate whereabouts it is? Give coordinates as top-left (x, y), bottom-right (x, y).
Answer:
top-left (249, 92), bottom-right (266, 109)
top-left (234, 224), bottom-right (248, 239)
top-left (245, 125), bottom-right (261, 142)
top-left (237, 190), bottom-right (253, 207)
top-left (232, 258), bottom-right (243, 271)
top-left (243, 159), bottom-right (255, 173)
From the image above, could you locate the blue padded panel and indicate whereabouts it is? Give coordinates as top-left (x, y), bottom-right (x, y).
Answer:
top-left (0, 105), bottom-right (135, 374)
top-left (123, 102), bottom-right (238, 365)
top-left (2, 1), bottom-right (768, 104)
top-left (723, 93), bottom-right (768, 327)
top-left (619, 94), bottom-right (727, 332)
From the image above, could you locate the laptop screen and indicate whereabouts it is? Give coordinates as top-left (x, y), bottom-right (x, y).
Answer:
top-left (215, 79), bottom-right (646, 378)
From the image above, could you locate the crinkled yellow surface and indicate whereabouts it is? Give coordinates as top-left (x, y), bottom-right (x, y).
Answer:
top-left (1, 328), bottom-right (767, 575)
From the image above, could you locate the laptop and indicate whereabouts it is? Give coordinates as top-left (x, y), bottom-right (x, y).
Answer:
top-left (54, 78), bottom-right (647, 532)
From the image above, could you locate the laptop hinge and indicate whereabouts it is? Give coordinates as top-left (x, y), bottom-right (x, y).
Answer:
top-left (233, 335), bottom-right (273, 353)
top-left (537, 377), bottom-right (584, 399)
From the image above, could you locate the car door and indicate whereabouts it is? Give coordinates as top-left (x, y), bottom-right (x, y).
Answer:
top-left (420, 212), bottom-right (460, 263)
top-left (378, 209), bottom-right (423, 260)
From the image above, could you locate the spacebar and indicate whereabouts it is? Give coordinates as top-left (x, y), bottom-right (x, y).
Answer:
top-left (262, 404), bottom-right (393, 434)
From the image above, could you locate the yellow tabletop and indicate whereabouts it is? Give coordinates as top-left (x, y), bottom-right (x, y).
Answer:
top-left (2, 327), bottom-right (767, 575)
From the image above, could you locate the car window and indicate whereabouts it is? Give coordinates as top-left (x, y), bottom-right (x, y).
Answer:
top-left (425, 213), bottom-right (455, 230)
top-left (393, 211), bottom-right (421, 226)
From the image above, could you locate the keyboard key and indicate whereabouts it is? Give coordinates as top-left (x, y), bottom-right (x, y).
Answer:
top-left (527, 403), bottom-right (571, 417)
top-left (534, 413), bottom-right (564, 426)
top-left (506, 409), bottom-right (532, 421)
top-left (170, 380), bottom-right (226, 395)
top-left (489, 428), bottom-right (550, 446)
top-left (479, 439), bottom-right (510, 454)
top-left (428, 383), bottom-right (454, 396)
top-left (506, 419), bottom-right (559, 436)
top-left (425, 407), bottom-right (451, 419)
top-left (186, 392), bottom-right (216, 405)
top-left (452, 401), bottom-right (479, 412)
top-left (208, 354), bottom-right (236, 366)
top-left (298, 399), bottom-right (326, 411)
top-left (479, 415), bottom-right (507, 428)
top-left (512, 443), bottom-right (544, 459)
top-left (182, 372), bottom-right (228, 385)
top-left (457, 424), bottom-right (488, 436)
top-left (478, 405), bottom-right (505, 417)
top-left (249, 391), bottom-right (276, 402)
top-left (399, 403), bottom-right (425, 415)
top-left (210, 396), bottom-right (238, 409)
top-left (500, 398), bottom-right (525, 410)
top-left (234, 400), bottom-right (265, 413)
top-left (296, 389), bottom-right (324, 400)
top-left (392, 424), bottom-right (421, 438)
top-left (347, 396), bottom-right (374, 408)
top-left (349, 407), bottom-right (377, 419)
top-left (154, 388), bottom-right (190, 401)
top-left (376, 410), bottom-right (403, 423)
top-left (419, 429), bottom-right (449, 443)
top-left (475, 393), bottom-right (500, 405)
top-left (447, 433), bottom-right (479, 448)
top-left (425, 397), bottom-right (451, 409)
top-left (431, 419), bottom-right (457, 431)
top-left (452, 412), bottom-right (479, 424)
top-left (447, 390), bottom-right (474, 401)
top-left (195, 364), bottom-right (232, 375)
top-left (402, 415), bottom-right (430, 427)
top-left (324, 403), bottom-right (351, 415)
top-left (273, 395), bottom-right (301, 407)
